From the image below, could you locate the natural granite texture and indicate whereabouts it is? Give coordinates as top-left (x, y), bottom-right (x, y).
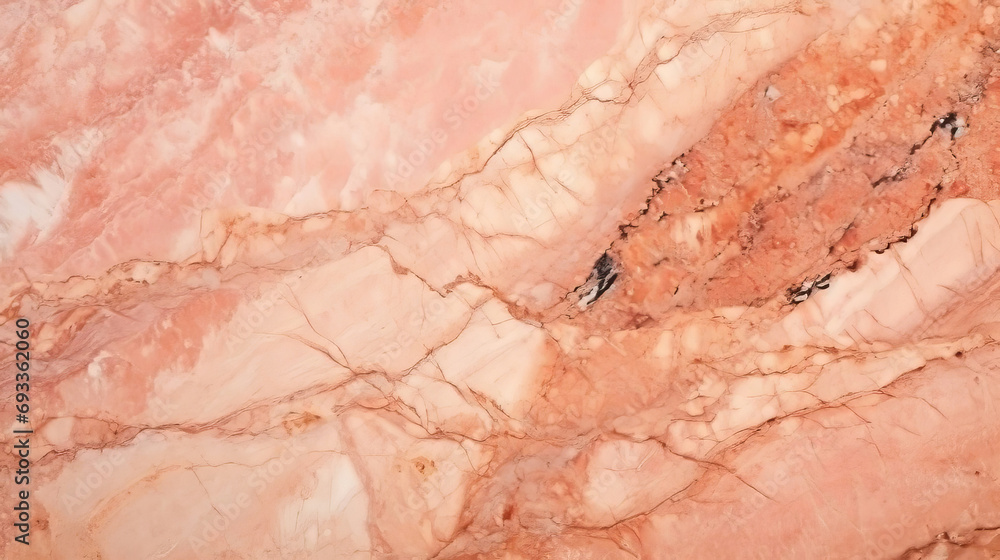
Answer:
top-left (3, 0), bottom-right (1000, 558)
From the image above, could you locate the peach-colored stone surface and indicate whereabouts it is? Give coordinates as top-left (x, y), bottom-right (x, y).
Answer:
top-left (2, 0), bottom-right (1000, 558)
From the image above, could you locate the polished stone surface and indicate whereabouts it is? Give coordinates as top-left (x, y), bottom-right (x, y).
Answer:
top-left (2, 0), bottom-right (1000, 558)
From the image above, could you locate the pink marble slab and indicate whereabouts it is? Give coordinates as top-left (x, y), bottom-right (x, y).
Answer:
top-left (2, 0), bottom-right (1000, 558)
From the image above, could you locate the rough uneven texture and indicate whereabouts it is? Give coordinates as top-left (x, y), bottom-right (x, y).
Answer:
top-left (2, 0), bottom-right (1000, 558)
